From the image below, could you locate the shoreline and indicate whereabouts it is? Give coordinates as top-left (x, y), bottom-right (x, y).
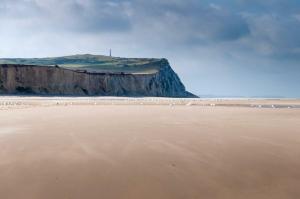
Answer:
top-left (0, 97), bottom-right (300, 110)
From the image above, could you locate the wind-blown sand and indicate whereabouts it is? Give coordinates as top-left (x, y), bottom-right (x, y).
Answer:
top-left (0, 97), bottom-right (300, 199)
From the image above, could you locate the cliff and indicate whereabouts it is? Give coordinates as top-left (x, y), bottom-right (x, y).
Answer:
top-left (0, 55), bottom-right (196, 97)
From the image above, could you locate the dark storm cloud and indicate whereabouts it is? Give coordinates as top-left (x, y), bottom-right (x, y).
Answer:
top-left (1, 0), bottom-right (299, 56)
top-left (0, 0), bottom-right (251, 39)
top-left (242, 13), bottom-right (300, 59)
top-left (132, 0), bottom-right (300, 60)
top-left (1, 0), bottom-right (300, 60)
top-left (237, 0), bottom-right (300, 13)
top-left (130, 0), bottom-right (250, 42)
top-left (63, 1), bottom-right (132, 32)
top-left (0, 0), bottom-right (132, 32)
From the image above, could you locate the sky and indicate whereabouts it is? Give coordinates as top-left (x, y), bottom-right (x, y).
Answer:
top-left (0, 0), bottom-right (299, 97)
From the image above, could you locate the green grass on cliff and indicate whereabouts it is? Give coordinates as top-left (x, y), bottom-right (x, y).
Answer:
top-left (0, 54), bottom-right (162, 74)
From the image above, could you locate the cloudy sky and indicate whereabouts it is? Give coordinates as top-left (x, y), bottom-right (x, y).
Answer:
top-left (0, 0), bottom-right (299, 97)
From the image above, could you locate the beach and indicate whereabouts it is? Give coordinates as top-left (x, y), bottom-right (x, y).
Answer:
top-left (0, 97), bottom-right (300, 199)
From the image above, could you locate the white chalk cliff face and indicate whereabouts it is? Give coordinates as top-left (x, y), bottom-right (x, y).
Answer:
top-left (0, 57), bottom-right (196, 97)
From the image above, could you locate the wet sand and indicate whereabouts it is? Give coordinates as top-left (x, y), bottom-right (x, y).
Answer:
top-left (0, 98), bottom-right (300, 199)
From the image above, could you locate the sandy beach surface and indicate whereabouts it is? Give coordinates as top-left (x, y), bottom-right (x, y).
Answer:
top-left (0, 97), bottom-right (300, 199)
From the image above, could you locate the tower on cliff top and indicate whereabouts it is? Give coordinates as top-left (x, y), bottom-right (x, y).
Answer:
top-left (109, 49), bottom-right (112, 57)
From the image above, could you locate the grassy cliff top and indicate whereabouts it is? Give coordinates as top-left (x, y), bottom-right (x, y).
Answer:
top-left (0, 54), bottom-right (163, 74)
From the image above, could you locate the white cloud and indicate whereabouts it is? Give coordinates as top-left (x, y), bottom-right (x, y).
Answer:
top-left (209, 3), bottom-right (221, 10)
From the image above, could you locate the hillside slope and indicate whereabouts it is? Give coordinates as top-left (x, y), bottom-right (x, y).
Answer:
top-left (0, 54), bottom-right (161, 74)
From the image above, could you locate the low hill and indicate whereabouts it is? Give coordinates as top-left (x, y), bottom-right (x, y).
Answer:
top-left (0, 54), bottom-right (161, 74)
top-left (0, 55), bottom-right (196, 97)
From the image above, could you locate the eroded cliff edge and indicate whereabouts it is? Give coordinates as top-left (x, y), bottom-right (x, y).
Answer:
top-left (0, 59), bottom-right (196, 97)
